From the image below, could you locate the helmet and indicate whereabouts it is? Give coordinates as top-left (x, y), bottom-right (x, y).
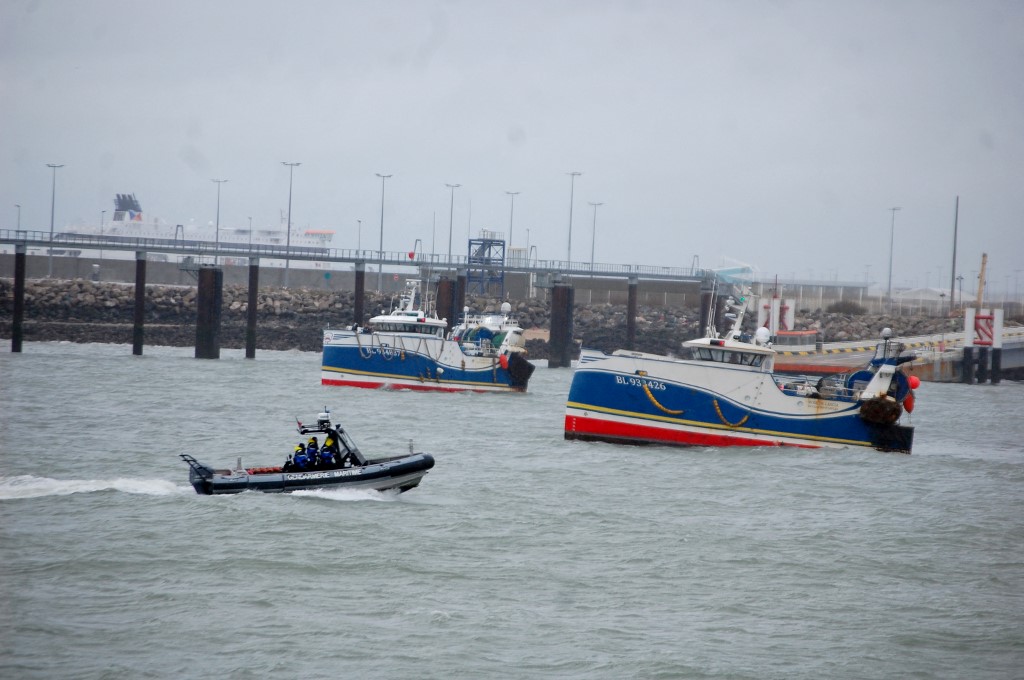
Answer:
top-left (294, 444), bottom-right (304, 453)
top-left (309, 437), bottom-right (318, 445)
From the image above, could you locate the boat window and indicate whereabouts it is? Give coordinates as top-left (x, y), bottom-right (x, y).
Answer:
top-left (690, 347), bottom-right (764, 367)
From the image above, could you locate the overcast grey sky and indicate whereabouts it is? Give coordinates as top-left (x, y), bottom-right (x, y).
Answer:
top-left (3, 0), bottom-right (1022, 294)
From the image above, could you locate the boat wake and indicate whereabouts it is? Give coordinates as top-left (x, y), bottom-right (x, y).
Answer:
top-left (0, 475), bottom-right (189, 500)
top-left (289, 487), bottom-right (402, 502)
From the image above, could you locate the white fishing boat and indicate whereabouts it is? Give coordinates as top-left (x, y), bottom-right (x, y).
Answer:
top-left (321, 279), bottom-right (535, 392)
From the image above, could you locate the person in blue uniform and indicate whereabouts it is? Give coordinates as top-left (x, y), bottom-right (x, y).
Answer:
top-left (293, 444), bottom-right (311, 470)
top-left (283, 443), bottom-right (304, 471)
top-left (306, 438), bottom-right (319, 467)
top-left (319, 445), bottom-right (336, 468)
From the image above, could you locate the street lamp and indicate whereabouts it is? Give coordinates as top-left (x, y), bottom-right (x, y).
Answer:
top-left (376, 173), bottom-right (392, 292)
top-left (446, 183), bottom-right (461, 264)
top-left (211, 178), bottom-right (228, 265)
top-left (46, 163), bottom-right (64, 278)
top-left (282, 162), bottom-right (301, 287)
top-left (357, 219), bottom-right (362, 252)
top-left (886, 206), bottom-right (901, 309)
top-left (505, 190), bottom-right (519, 253)
top-left (15, 204), bottom-right (20, 229)
top-left (588, 201), bottom-right (603, 274)
top-left (566, 171), bottom-right (582, 264)
top-left (100, 209), bottom-right (106, 259)
top-left (247, 216), bottom-right (252, 250)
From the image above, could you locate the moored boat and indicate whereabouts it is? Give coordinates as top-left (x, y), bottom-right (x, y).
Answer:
top-left (180, 410), bottom-right (434, 494)
top-left (565, 285), bottom-right (917, 453)
top-left (321, 279), bottom-right (535, 392)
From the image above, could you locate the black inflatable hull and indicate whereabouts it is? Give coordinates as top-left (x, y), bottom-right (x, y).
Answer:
top-left (182, 453), bottom-right (435, 495)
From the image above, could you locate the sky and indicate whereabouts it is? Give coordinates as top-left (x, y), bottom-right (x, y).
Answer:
top-left (2, 0), bottom-right (1022, 296)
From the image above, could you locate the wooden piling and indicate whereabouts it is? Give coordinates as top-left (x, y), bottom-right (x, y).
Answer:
top-left (132, 252), bottom-right (147, 356)
top-left (195, 266), bottom-right (223, 359)
top-left (245, 257), bottom-right (259, 359)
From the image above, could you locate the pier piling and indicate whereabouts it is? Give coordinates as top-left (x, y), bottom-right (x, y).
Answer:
top-left (455, 269), bottom-right (467, 325)
top-left (245, 258), bottom-right (259, 359)
top-left (354, 262), bottom-right (365, 327)
top-left (699, 274), bottom-right (715, 336)
top-left (976, 347), bottom-right (989, 384)
top-left (549, 282), bottom-right (575, 368)
top-left (626, 275), bottom-right (638, 350)
top-left (195, 266), bottom-right (223, 359)
top-left (132, 251), bottom-right (146, 356)
top-left (435, 276), bottom-right (454, 331)
top-left (11, 244), bottom-right (26, 352)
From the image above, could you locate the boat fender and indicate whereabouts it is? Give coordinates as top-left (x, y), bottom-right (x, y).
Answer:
top-left (499, 354), bottom-right (509, 370)
top-left (904, 391), bottom-right (915, 413)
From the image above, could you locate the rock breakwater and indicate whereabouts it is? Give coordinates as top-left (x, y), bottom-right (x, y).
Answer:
top-left (1, 278), bottom-right (997, 356)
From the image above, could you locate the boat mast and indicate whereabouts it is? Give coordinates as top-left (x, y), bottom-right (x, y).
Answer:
top-left (949, 196), bottom-right (958, 316)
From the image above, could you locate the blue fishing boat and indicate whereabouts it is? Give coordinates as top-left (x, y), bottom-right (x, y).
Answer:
top-left (321, 280), bottom-right (535, 392)
top-left (565, 285), bottom-right (916, 453)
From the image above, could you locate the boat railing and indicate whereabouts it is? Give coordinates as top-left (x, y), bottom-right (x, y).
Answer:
top-left (773, 374), bottom-right (863, 402)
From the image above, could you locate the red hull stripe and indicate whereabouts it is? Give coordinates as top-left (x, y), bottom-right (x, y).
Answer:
top-left (321, 377), bottom-right (520, 394)
top-left (564, 415), bottom-right (821, 449)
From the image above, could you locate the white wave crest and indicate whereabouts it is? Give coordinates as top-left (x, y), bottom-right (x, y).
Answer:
top-left (0, 475), bottom-right (190, 500)
top-left (289, 487), bottom-right (399, 502)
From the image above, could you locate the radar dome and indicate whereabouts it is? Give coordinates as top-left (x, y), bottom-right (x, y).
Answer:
top-left (754, 327), bottom-right (771, 345)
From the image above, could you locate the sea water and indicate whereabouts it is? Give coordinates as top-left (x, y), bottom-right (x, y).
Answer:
top-left (1, 342), bottom-right (1022, 679)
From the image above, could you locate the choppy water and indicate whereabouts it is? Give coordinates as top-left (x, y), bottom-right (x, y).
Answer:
top-left (1, 342), bottom-right (1022, 679)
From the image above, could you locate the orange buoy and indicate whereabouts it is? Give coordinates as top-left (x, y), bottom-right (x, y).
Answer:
top-left (499, 354), bottom-right (509, 370)
top-left (904, 391), bottom-right (915, 413)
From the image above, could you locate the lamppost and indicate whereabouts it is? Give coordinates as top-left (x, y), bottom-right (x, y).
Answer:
top-left (15, 204), bottom-right (21, 229)
top-left (357, 219), bottom-right (362, 252)
top-left (956, 274), bottom-right (964, 311)
top-left (211, 178), bottom-right (228, 265)
top-left (376, 173), bottom-right (392, 291)
top-left (588, 201), bottom-right (603, 274)
top-left (100, 209), bottom-right (106, 259)
top-left (566, 171), bottom-right (582, 264)
top-left (46, 163), bottom-right (64, 278)
top-left (505, 190), bottom-right (519, 253)
top-left (446, 183), bottom-right (460, 264)
top-left (887, 206), bottom-right (901, 310)
top-left (282, 162), bottom-right (301, 287)
top-left (247, 216), bottom-right (252, 250)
